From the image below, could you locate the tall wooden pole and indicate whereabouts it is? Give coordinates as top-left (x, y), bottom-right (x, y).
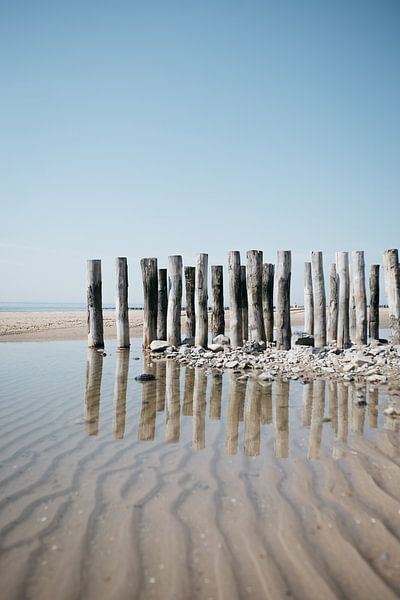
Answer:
top-left (336, 252), bottom-right (350, 349)
top-left (276, 251), bottom-right (291, 350)
top-left (311, 251), bottom-right (327, 348)
top-left (247, 250), bottom-right (265, 342)
top-left (304, 262), bottom-right (314, 335)
top-left (262, 263), bottom-right (274, 344)
top-left (352, 251), bottom-right (367, 345)
top-left (327, 263), bottom-right (338, 343)
top-left (87, 259), bottom-right (104, 349)
top-left (240, 265), bottom-right (248, 342)
top-left (140, 258), bottom-right (158, 348)
top-left (195, 253), bottom-right (208, 348)
top-left (369, 264), bottom-right (380, 340)
top-left (349, 266), bottom-right (356, 343)
top-left (228, 251), bottom-right (242, 347)
top-left (115, 257), bottom-right (130, 348)
top-left (157, 268), bottom-right (168, 340)
top-left (211, 265), bottom-right (225, 337)
top-left (383, 249), bottom-right (400, 344)
top-left (167, 255), bottom-right (183, 347)
top-left (184, 266), bottom-right (195, 338)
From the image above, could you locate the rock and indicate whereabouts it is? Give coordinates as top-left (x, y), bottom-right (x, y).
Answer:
top-left (209, 344), bottom-right (224, 353)
top-left (135, 373), bottom-right (156, 382)
top-left (213, 334), bottom-right (231, 346)
top-left (149, 340), bottom-right (169, 352)
top-left (225, 360), bottom-right (239, 368)
top-left (293, 333), bottom-right (314, 347)
top-left (384, 407), bottom-right (400, 416)
top-left (178, 345), bottom-right (191, 355)
top-left (181, 337), bottom-right (195, 347)
top-left (259, 372), bottom-right (273, 381)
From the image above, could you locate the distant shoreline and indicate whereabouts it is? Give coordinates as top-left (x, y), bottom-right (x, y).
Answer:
top-left (0, 308), bottom-right (390, 343)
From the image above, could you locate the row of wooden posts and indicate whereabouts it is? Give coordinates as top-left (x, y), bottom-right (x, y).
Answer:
top-left (86, 249), bottom-right (400, 350)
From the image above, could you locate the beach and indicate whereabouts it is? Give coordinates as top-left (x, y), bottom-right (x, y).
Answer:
top-left (0, 308), bottom-right (391, 342)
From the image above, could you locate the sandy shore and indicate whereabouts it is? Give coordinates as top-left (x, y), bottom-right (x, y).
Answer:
top-left (0, 308), bottom-right (390, 343)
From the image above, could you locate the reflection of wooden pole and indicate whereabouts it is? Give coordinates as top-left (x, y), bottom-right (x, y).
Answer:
top-left (260, 383), bottom-right (272, 424)
top-left (327, 381), bottom-right (338, 432)
top-left (209, 374), bottom-right (222, 420)
top-left (336, 383), bottom-right (348, 443)
top-left (155, 361), bottom-right (166, 412)
top-left (244, 380), bottom-right (261, 456)
top-left (87, 259), bottom-right (104, 348)
top-left (225, 373), bottom-right (247, 455)
top-left (193, 369), bottom-right (207, 449)
top-left (166, 360), bottom-right (180, 443)
top-left (138, 356), bottom-right (157, 441)
top-left (275, 380), bottom-right (289, 458)
top-left (84, 349), bottom-right (103, 435)
top-left (116, 257), bottom-right (130, 348)
top-left (112, 349), bottom-right (130, 439)
top-left (184, 266), bottom-right (196, 338)
top-left (352, 384), bottom-right (366, 434)
top-left (182, 367), bottom-right (195, 416)
top-left (308, 379), bottom-right (325, 459)
top-left (301, 382), bottom-right (313, 427)
top-left (368, 387), bottom-right (378, 428)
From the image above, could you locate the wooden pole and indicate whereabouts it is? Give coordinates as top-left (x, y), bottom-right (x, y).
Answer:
top-left (383, 249), bottom-right (400, 344)
top-left (195, 253), bottom-right (208, 348)
top-left (167, 255), bottom-right (182, 347)
top-left (157, 268), bottom-right (168, 340)
top-left (240, 265), bottom-right (248, 342)
top-left (349, 266), bottom-right (356, 343)
top-left (311, 251), bottom-right (327, 348)
top-left (369, 264), bottom-right (380, 340)
top-left (304, 262), bottom-right (314, 335)
top-left (327, 263), bottom-right (338, 343)
top-left (352, 251), bottom-right (367, 345)
top-left (87, 259), bottom-right (104, 348)
top-left (115, 257), bottom-right (130, 348)
top-left (211, 265), bottom-right (225, 337)
top-left (247, 250), bottom-right (265, 342)
top-left (140, 257), bottom-right (158, 348)
top-left (228, 251), bottom-right (242, 348)
top-left (276, 251), bottom-right (291, 350)
top-left (262, 263), bottom-right (274, 344)
top-left (336, 251), bottom-right (350, 349)
top-left (184, 266), bottom-right (195, 338)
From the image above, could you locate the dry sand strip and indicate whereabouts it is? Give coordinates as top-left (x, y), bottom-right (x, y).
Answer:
top-left (0, 308), bottom-right (390, 343)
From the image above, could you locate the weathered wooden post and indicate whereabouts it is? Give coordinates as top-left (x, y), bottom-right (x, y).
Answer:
top-left (195, 253), bottom-right (208, 347)
top-left (336, 251), bottom-right (350, 349)
top-left (211, 265), bottom-right (225, 337)
top-left (140, 257), bottom-right (158, 348)
top-left (311, 251), bottom-right (327, 348)
top-left (262, 263), bottom-right (274, 343)
top-left (157, 268), bottom-right (168, 340)
top-left (184, 266), bottom-right (195, 338)
top-left (247, 250), bottom-right (265, 342)
top-left (115, 257), bottom-right (130, 348)
top-left (112, 348), bottom-right (130, 439)
top-left (167, 255), bottom-right (182, 347)
top-left (327, 263), bottom-right (338, 343)
top-left (349, 267), bottom-right (356, 342)
top-left (352, 251), bottom-right (367, 345)
top-left (304, 262), bottom-right (314, 335)
top-left (383, 249), bottom-right (400, 344)
top-left (228, 251), bottom-right (242, 347)
top-left (87, 259), bottom-right (104, 348)
top-left (369, 264), bottom-right (380, 340)
top-left (240, 265), bottom-right (248, 342)
top-left (276, 251), bottom-right (291, 350)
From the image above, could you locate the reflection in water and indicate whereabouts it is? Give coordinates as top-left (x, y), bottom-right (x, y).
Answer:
top-left (308, 379), bottom-right (325, 460)
top-left (83, 354), bottom-right (387, 459)
top-left (112, 349), bottom-right (130, 439)
top-left (166, 361), bottom-right (180, 443)
top-left (244, 379), bottom-right (261, 456)
top-left (193, 368), bottom-right (207, 450)
top-left (275, 380), bottom-right (289, 458)
top-left (225, 373), bottom-right (246, 455)
top-left (84, 349), bottom-right (103, 435)
top-left (209, 374), bottom-right (222, 420)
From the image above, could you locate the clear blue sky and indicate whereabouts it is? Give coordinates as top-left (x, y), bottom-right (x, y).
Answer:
top-left (1, 0), bottom-right (399, 304)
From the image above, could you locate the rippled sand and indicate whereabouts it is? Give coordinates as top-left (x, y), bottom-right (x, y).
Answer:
top-left (0, 340), bottom-right (399, 599)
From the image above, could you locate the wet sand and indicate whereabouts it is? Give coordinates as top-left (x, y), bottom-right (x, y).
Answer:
top-left (0, 308), bottom-right (391, 342)
top-left (0, 339), bottom-right (399, 599)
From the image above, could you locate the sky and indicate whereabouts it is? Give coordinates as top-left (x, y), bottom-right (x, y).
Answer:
top-left (1, 0), bottom-right (399, 305)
